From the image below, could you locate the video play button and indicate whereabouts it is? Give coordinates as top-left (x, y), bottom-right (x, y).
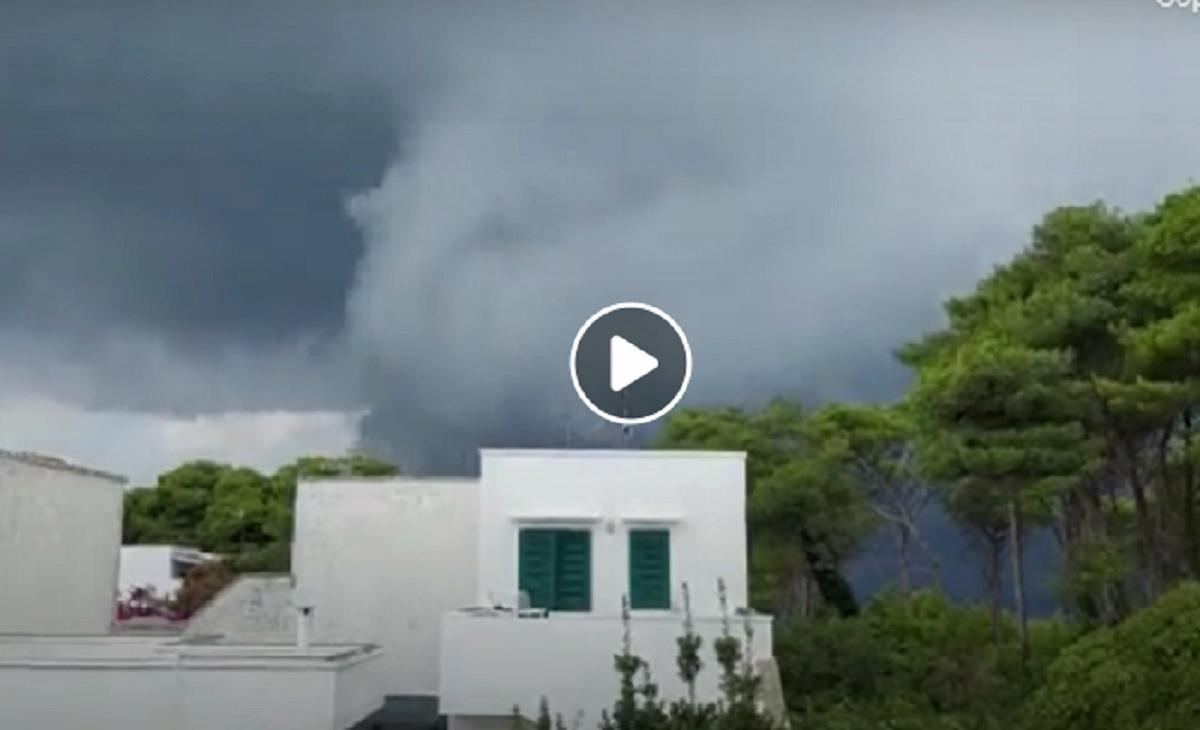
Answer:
top-left (570, 302), bottom-right (692, 425)
top-left (610, 336), bottom-right (658, 392)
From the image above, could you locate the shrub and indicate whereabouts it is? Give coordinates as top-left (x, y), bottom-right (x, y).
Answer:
top-left (776, 589), bottom-right (1077, 730)
top-left (525, 582), bottom-right (777, 730)
top-left (1022, 582), bottom-right (1200, 730)
top-left (171, 559), bottom-right (235, 618)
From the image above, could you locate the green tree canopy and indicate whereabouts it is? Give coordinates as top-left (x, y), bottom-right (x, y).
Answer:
top-left (656, 400), bottom-right (873, 618)
top-left (1023, 582), bottom-right (1200, 730)
top-left (122, 452), bottom-right (400, 572)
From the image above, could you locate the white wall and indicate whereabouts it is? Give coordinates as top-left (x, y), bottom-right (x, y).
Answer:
top-left (0, 452), bottom-right (124, 634)
top-left (476, 450), bottom-right (749, 617)
top-left (292, 477), bottom-right (479, 697)
top-left (440, 612), bottom-right (773, 727)
top-left (290, 449), bottom-right (755, 709)
top-left (184, 575), bottom-right (297, 642)
top-left (0, 638), bottom-right (383, 730)
top-left (119, 545), bottom-right (175, 596)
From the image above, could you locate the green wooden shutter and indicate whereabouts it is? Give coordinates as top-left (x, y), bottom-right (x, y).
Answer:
top-left (519, 528), bottom-right (592, 612)
top-left (518, 529), bottom-right (556, 610)
top-left (553, 530), bottom-right (592, 612)
top-left (629, 529), bottom-right (670, 610)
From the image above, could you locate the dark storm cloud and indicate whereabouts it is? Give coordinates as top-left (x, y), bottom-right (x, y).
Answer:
top-left (2, 2), bottom-right (1200, 468)
top-left (0, 1), bottom-right (422, 412)
top-left (0, 5), bottom-right (395, 345)
top-left (346, 2), bottom-right (1200, 470)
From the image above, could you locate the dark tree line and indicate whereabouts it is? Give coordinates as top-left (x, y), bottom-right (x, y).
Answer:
top-left (658, 185), bottom-right (1200, 729)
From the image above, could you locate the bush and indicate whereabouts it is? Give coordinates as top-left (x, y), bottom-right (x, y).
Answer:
top-left (776, 590), bottom-right (1077, 730)
top-left (171, 559), bottom-right (235, 618)
top-left (526, 582), bottom-right (777, 730)
top-left (228, 540), bottom-right (290, 572)
top-left (1022, 582), bottom-right (1200, 730)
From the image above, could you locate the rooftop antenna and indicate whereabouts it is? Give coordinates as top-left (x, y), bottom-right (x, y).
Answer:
top-left (620, 392), bottom-right (633, 447)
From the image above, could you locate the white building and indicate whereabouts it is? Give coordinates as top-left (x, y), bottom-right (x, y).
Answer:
top-left (119, 545), bottom-right (216, 600)
top-left (293, 449), bottom-right (774, 729)
top-left (0, 636), bottom-right (383, 730)
top-left (0, 447), bottom-right (772, 730)
top-left (0, 450), bottom-right (125, 635)
top-left (0, 450), bottom-right (384, 730)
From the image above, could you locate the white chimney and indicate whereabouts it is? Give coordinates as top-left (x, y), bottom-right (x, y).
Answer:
top-left (296, 605), bottom-right (313, 650)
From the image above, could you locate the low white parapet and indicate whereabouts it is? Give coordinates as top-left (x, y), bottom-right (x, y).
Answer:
top-left (0, 636), bottom-right (383, 730)
top-left (439, 611), bottom-right (773, 727)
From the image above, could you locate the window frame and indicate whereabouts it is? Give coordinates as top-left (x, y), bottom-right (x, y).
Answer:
top-left (627, 527), bottom-right (672, 611)
top-left (517, 526), bottom-right (593, 613)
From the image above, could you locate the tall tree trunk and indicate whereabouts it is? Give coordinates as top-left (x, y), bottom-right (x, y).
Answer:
top-left (788, 557), bottom-right (810, 621)
top-left (1062, 490), bottom-right (1091, 619)
top-left (1080, 479), bottom-right (1123, 621)
top-left (986, 536), bottom-right (1003, 646)
top-left (1124, 437), bottom-right (1162, 600)
top-left (1009, 497), bottom-right (1030, 673)
top-left (801, 571), bottom-right (811, 617)
top-left (1157, 424), bottom-right (1177, 583)
top-left (1100, 469), bottom-right (1132, 622)
top-left (1184, 410), bottom-right (1198, 578)
top-left (909, 522), bottom-right (943, 589)
top-left (798, 530), bottom-right (858, 617)
top-left (775, 557), bottom-right (800, 623)
top-left (894, 525), bottom-right (912, 593)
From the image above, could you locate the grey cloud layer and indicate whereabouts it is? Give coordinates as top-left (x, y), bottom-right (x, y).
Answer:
top-left (0, 3), bottom-right (402, 347)
top-left (2, 3), bottom-right (1198, 470)
top-left (347, 3), bottom-right (1200, 469)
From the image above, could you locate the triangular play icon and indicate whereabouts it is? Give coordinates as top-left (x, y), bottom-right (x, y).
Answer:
top-left (610, 335), bottom-right (659, 392)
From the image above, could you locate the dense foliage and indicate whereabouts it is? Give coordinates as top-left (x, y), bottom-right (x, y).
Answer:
top-left (776, 590), bottom-right (1075, 729)
top-left (171, 559), bottom-right (237, 618)
top-left (655, 401), bottom-right (926, 619)
top-left (657, 184), bottom-right (1200, 726)
top-left (122, 454), bottom-right (398, 572)
top-left (1023, 582), bottom-right (1200, 730)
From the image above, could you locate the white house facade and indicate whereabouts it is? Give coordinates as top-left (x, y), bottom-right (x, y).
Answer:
top-left (293, 449), bottom-right (774, 729)
top-left (292, 475), bottom-right (480, 697)
top-left (0, 447), bottom-right (771, 730)
top-left (0, 450), bottom-right (125, 635)
top-left (0, 636), bottom-right (383, 730)
top-left (0, 450), bottom-right (386, 730)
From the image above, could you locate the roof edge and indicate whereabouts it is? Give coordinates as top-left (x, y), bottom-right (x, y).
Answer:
top-left (0, 449), bottom-right (127, 484)
top-left (480, 448), bottom-right (747, 460)
top-left (297, 474), bottom-right (478, 484)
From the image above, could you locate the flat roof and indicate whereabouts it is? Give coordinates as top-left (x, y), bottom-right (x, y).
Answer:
top-left (298, 474), bottom-right (477, 484)
top-left (480, 448), bottom-right (746, 460)
top-left (0, 635), bottom-right (379, 670)
top-left (0, 449), bottom-right (127, 484)
top-left (299, 449), bottom-right (747, 485)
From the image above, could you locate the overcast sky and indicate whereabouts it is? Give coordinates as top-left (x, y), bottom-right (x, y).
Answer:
top-left (2, 2), bottom-right (1199, 483)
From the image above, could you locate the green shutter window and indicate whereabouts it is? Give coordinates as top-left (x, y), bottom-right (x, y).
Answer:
top-left (553, 530), bottom-right (592, 612)
top-left (518, 528), bottom-right (592, 612)
top-left (629, 529), bottom-right (671, 610)
top-left (518, 529), bottom-right (557, 610)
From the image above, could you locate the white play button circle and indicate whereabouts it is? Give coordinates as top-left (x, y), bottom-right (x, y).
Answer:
top-left (609, 335), bottom-right (659, 392)
top-left (570, 302), bottom-right (692, 425)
